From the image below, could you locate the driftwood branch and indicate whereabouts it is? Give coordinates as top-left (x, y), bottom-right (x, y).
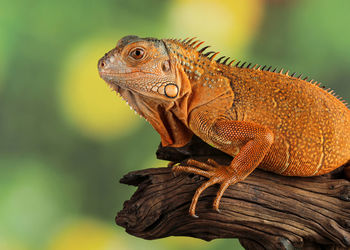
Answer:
top-left (116, 137), bottom-right (350, 250)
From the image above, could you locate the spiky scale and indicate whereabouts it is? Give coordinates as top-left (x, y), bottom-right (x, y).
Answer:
top-left (189, 40), bottom-right (200, 47)
top-left (216, 56), bottom-right (226, 63)
top-left (182, 37), bottom-right (190, 43)
top-left (228, 59), bottom-right (236, 66)
top-left (193, 41), bottom-right (205, 50)
top-left (198, 46), bottom-right (210, 53)
top-left (203, 51), bottom-right (215, 57)
top-left (185, 37), bottom-right (196, 45)
top-left (223, 57), bottom-right (230, 65)
top-left (209, 52), bottom-right (220, 61)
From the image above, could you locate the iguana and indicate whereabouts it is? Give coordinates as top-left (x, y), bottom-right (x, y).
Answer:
top-left (98, 35), bottom-right (350, 217)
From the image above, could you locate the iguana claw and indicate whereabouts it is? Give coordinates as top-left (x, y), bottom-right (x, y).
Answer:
top-left (173, 159), bottom-right (236, 217)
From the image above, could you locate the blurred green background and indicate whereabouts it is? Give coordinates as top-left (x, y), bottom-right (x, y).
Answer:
top-left (1, 0), bottom-right (350, 249)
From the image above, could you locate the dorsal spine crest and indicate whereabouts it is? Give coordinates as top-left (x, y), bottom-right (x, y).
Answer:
top-left (164, 38), bottom-right (346, 107)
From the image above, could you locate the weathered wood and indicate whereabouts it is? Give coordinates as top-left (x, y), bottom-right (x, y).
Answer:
top-left (116, 139), bottom-right (350, 249)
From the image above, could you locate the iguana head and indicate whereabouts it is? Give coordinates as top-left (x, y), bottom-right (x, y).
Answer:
top-left (98, 35), bottom-right (196, 146)
top-left (98, 35), bottom-right (181, 102)
top-left (98, 35), bottom-right (232, 147)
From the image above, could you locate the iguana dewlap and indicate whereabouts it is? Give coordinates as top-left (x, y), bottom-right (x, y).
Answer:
top-left (98, 35), bottom-right (350, 217)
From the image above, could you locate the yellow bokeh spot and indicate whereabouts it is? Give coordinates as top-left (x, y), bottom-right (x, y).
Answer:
top-left (48, 218), bottom-right (129, 250)
top-left (60, 38), bottom-right (142, 140)
top-left (168, 0), bottom-right (264, 55)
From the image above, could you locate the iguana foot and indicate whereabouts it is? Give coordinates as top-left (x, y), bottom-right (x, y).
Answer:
top-left (173, 159), bottom-right (237, 217)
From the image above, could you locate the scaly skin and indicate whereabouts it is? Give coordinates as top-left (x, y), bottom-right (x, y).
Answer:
top-left (98, 35), bottom-right (350, 217)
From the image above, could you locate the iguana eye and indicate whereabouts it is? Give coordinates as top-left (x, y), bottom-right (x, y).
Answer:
top-left (129, 48), bottom-right (145, 60)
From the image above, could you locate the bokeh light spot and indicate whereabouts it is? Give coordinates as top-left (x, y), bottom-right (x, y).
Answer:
top-left (48, 218), bottom-right (129, 250)
top-left (168, 0), bottom-right (264, 55)
top-left (0, 158), bottom-right (78, 250)
top-left (59, 38), bottom-right (142, 141)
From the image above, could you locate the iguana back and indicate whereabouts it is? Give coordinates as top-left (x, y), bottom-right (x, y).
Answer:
top-left (225, 66), bottom-right (350, 176)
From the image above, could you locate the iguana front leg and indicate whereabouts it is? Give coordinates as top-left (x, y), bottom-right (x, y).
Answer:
top-left (173, 110), bottom-right (274, 217)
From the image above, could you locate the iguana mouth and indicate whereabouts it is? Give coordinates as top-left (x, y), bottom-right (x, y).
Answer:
top-left (101, 71), bottom-right (159, 97)
top-left (100, 71), bottom-right (157, 79)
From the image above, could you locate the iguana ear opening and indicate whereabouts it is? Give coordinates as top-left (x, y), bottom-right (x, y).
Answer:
top-left (164, 83), bottom-right (178, 98)
top-left (162, 60), bottom-right (171, 72)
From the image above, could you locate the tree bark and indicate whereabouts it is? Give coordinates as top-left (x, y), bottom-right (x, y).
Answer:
top-left (116, 139), bottom-right (350, 250)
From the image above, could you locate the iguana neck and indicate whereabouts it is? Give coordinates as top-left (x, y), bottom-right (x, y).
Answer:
top-left (116, 65), bottom-right (194, 148)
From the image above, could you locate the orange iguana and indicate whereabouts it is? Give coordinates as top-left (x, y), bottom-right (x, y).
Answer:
top-left (98, 35), bottom-right (350, 217)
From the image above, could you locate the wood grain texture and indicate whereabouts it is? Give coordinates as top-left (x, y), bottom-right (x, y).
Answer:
top-left (116, 142), bottom-right (350, 250)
